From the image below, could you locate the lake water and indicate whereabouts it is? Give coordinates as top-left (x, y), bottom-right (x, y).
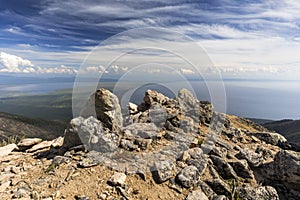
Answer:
top-left (0, 80), bottom-right (299, 120)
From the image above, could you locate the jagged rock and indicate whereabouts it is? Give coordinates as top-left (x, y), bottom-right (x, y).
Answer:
top-left (177, 88), bottom-right (201, 122)
top-left (120, 139), bottom-right (138, 151)
top-left (176, 165), bottom-right (200, 188)
top-left (26, 140), bottom-right (53, 153)
top-left (80, 88), bottom-right (123, 131)
top-left (152, 161), bottom-right (174, 183)
top-left (63, 117), bottom-right (85, 149)
top-left (186, 188), bottom-right (209, 200)
top-left (210, 146), bottom-right (227, 158)
top-left (134, 138), bottom-right (152, 150)
top-left (235, 148), bottom-right (263, 167)
top-left (180, 147), bottom-right (203, 161)
top-left (198, 180), bottom-right (216, 198)
top-left (206, 179), bottom-right (231, 197)
top-left (229, 159), bottom-right (253, 179)
top-left (108, 172), bottom-right (126, 186)
top-left (255, 146), bottom-right (273, 160)
top-left (237, 186), bottom-right (279, 200)
top-left (180, 116), bottom-right (198, 133)
top-left (199, 101), bottom-right (214, 124)
top-left (63, 116), bottom-right (119, 152)
top-left (17, 138), bottom-right (42, 151)
top-left (116, 185), bottom-right (130, 199)
top-left (148, 104), bottom-right (168, 128)
top-left (0, 143), bottom-right (17, 158)
top-left (186, 158), bottom-right (207, 175)
top-left (141, 90), bottom-right (169, 109)
top-left (51, 136), bottom-right (64, 148)
top-left (254, 132), bottom-right (287, 146)
top-left (164, 131), bottom-right (175, 140)
top-left (264, 150), bottom-right (300, 184)
top-left (124, 123), bottom-right (158, 133)
top-left (210, 155), bottom-right (237, 179)
top-left (128, 102), bottom-right (138, 114)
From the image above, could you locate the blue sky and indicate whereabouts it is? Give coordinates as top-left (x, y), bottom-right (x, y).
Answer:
top-left (1, 0), bottom-right (300, 79)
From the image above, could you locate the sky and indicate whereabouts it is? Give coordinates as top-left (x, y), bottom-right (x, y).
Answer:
top-left (1, 0), bottom-right (300, 79)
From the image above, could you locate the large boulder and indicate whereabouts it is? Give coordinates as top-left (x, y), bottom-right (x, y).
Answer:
top-left (177, 89), bottom-right (201, 123)
top-left (254, 132), bottom-right (287, 146)
top-left (81, 88), bottom-right (123, 131)
top-left (63, 116), bottom-right (119, 152)
top-left (265, 150), bottom-right (300, 184)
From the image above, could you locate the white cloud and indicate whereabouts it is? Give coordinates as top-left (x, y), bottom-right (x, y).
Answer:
top-left (180, 68), bottom-right (194, 75)
top-left (0, 52), bottom-right (34, 73)
top-left (36, 65), bottom-right (77, 74)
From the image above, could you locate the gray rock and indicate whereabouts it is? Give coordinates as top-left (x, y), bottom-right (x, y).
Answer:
top-left (137, 129), bottom-right (158, 139)
top-left (237, 186), bottom-right (279, 200)
top-left (254, 132), bottom-right (287, 146)
top-left (186, 189), bottom-right (209, 200)
top-left (78, 157), bottom-right (99, 168)
top-left (177, 88), bottom-right (201, 122)
top-left (176, 165), bottom-right (200, 188)
top-left (186, 158), bottom-right (207, 176)
top-left (52, 156), bottom-right (70, 165)
top-left (124, 123), bottom-right (158, 133)
top-left (120, 139), bottom-right (138, 151)
top-left (142, 90), bottom-right (169, 108)
top-left (62, 117), bottom-right (85, 149)
top-left (180, 147), bottom-right (203, 161)
top-left (152, 161), bottom-right (174, 183)
top-left (148, 105), bottom-right (168, 128)
top-left (265, 150), bottom-right (300, 184)
top-left (0, 143), bottom-right (17, 158)
top-left (229, 159), bottom-right (253, 179)
top-left (206, 179), bottom-right (231, 197)
top-left (210, 155), bottom-right (237, 179)
top-left (134, 138), bottom-right (152, 150)
top-left (210, 146), bottom-right (227, 158)
top-left (235, 148), bottom-right (263, 167)
top-left (17, 138), bottom-right (42, 150)
top-left (80, 88), bottom-right (123, 131)
top-left (198, 180), bottom-right (216, 198)
top-left (108, 172), bottom-right (126, 186)
top-left (63, 116), bottom-right (119, 152)
top-left (199, 101), bottom-right (214, 124)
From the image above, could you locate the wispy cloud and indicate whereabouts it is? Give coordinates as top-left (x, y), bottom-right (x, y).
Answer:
top-left (0, 0), bottom-right (300, 79)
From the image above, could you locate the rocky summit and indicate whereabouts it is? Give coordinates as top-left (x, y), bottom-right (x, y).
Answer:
top-left (0, 88), bottom-right (299, 200)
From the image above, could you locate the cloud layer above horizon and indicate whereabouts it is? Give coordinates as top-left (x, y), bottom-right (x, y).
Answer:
top-left (1, 0), bottom-right (300, 79)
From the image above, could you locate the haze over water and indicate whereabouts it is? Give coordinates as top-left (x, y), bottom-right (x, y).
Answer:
top-left (0, 79), bottom-right (299, 120)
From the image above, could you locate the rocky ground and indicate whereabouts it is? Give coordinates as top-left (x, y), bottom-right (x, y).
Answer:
top-left (0, 88), bottom-right (299, 200)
